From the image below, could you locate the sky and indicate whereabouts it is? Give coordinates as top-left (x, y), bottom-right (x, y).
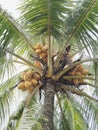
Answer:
top-left (0, 0), bottom-right (20, 18)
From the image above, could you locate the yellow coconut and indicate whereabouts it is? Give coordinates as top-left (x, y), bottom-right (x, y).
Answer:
top-left (34, 61), bottom-right (42, 68)
top-left (73, 79), bottom-right (80, 86)
top-left (25, 81), bottom-right (32, 88)
top-left (36, 44), bottom-right (43, 49)
top-left (26, 70), bottom-right (34, 78)
top-left (31, 79), bottom-right (38, 86)
top-left (21, 72), bottom-right (26, 80)
top-left (34, 44), bottom-right (42, 49)
top-left (40, 53), bottom-right (47, 59)
top-left (33, 73), bottom-right (41, 80)
top-left (82, 69), bottom-right (89, 75)
top-left (76, 71), bottom-right (83, 77)
top-left (42, 46), bottom-right (48, 52)
top-left (76, 64), bottom-right (84, 72)
top-left (69, 70), bottom-right (76, 76)
top-left (35, 49), bottom-right (42, 55)
top-left (79, 78), bottom-right (84, 83)
top-left (23, 73), bottom-right (32, 81)
top-left (18, 82), bottom-right (27, 90)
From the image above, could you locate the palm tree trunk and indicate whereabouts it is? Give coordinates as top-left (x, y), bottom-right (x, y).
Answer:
top-left (42, 79), bottom-right (55, 130)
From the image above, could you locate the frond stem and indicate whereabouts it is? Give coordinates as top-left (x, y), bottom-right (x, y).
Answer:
top-left (12, 60), bottom-right (27, 66)
top-left (59, 84), bottom-right (98, 102)
top-left (47, 0), bottom-right (53, 77)
top-left (5, 49), bottom-right (42, 75)
top-left (63, 76), bottom-right (98, 81)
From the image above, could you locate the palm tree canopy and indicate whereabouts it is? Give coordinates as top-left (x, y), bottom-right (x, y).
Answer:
top-left (0, 0), bottom-right (98, 130)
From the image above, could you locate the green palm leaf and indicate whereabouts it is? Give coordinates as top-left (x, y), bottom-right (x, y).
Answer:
top-left (0, 90), bottom-right (27, 130)
top-left (55, 0), bottom-right (98, 67)
top-left (0, 6), bottom-right (34, 50)
top-left (15, 95), bottom-right (42, 130)
top-left (19, 0), bottom-right (76, 40)
top-left (61, 96), bottom-right (88, 130)
top-left (65, 0), bottom-right (98, 55)
top-left (0, 7), bottom-right (34, 81)
top-left (70, 95), bottom-right (98, 130)
top-left (3, 100), bottom-right (25, 130)
top-left (0, 74), bottom-right (28, 130)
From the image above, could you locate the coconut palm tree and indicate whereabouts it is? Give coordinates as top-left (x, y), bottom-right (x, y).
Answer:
top-left (0, 0), bottom-right (98, 130)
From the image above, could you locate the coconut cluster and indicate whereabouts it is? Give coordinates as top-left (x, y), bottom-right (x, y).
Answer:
top-left (34, 44), bottom-right (48, 68)
top-left (68, 64), bottom-right (89, 86)
top-left (17, 43), bottom-right (90, 90)
top-left (18, 43), bottom-right (48, 92)
top-left (18, 70), bottom-right (41, 91)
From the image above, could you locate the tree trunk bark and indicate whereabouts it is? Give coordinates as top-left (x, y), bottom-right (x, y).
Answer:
top-left (42, 79), bottom-right (55, 130)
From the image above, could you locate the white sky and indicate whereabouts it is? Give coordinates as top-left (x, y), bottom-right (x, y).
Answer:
top-left (0, 0), bottom-right (20, 18)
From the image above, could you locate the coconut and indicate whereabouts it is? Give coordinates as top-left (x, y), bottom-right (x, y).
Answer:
top-left (34, 61), bottom-right (42, 68)
top-left (31, 79), bottom-right (38, 86)
top-left (21, 72), bottom-right (26, 80)
top-left (73, 79), bottom-right (80, 86)
top-left (42, 46), bottom-right (48, 52)
top-left (33, 73), bottom-right (41, 80)
top-left (36, 44), bottom-right (43, 49)
top-left (76, 71), bottom-right (83, 76)
top-left (26, 70), bottom-right (34, 78)
top-left (82, 69), bottom-right (89, 75)
top-left (23, 73), bottom-right (31, 81)
top-left (76, 64), bottom-right (84, 72)
top-left (18, 82), bottom-right (27, 90)
top-left (69, 70), bottom-right (76, 76)
top-left (25, 81), bottom-right (32, 88)
top-left (35, 49), bottom-right (42, 55)
top-left (40, 53), bottom-right (47, 59)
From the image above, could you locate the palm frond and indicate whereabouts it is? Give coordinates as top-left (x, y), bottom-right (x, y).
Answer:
top-left (0, 91), bottom-right (13, 130)
top-left (92, 62), bottom-right (98, 101)
top-left (0, 50), bottom-right (16, 82)
top-left (15, 94), bottom-right (43, 130)
top-left (60, 95), bottom-right (88, 130)
top-left (0, 89), bottom-right (28, 130)
top-left (19, 0), bottom-right (77, 40)
top-left (65, 0), bottom-right (96, 37)
top-left (19, 0), bottom-right (71, 76)
top-left (3, 100), bottom-right (25, 130)
top-left (0, 72), bottom-right (20, 91)
top-left (0, 74), bottom-right (30, 130)
top-left (0, 46), bottom-right (42, 82)
top-left (0, 6), bottom-right (37, 81)
top-left (54, 0), bottom-right (98, 67)
top-left (69, 95), bottom-right (98, 130)
top-left (0, 6), bottom-right (34, 51)
top-left (54, 93), bottom-right (70, 130)
top-left (65, 0), bottom-right (98, 56)
top-left (5, 49), bottom-right (42, 75)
